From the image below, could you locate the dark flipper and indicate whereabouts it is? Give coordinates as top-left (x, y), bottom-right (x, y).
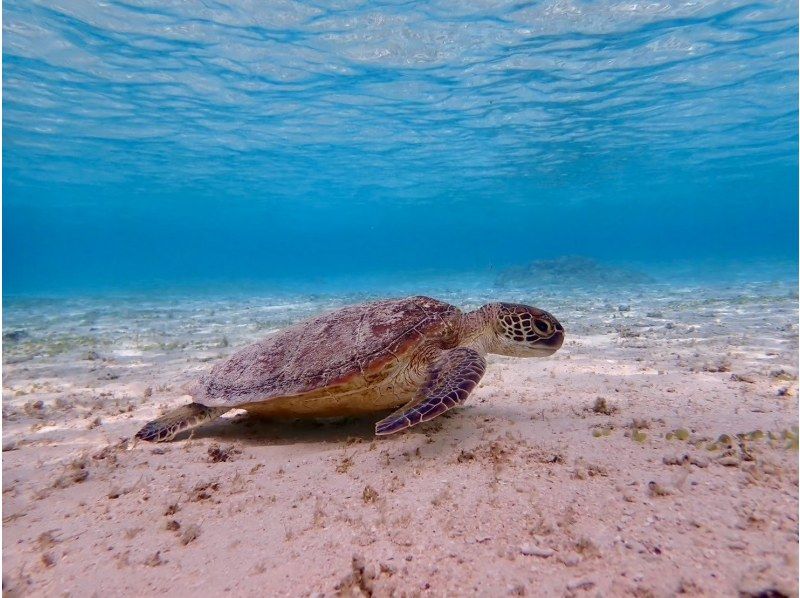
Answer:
top-left (375, 347), bottom-right (486, 435)
top-left (135, 403), bottom-right (229, 442)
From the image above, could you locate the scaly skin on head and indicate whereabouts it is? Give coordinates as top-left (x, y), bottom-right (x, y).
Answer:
top-left (458, 303), bottom-right (565, 358)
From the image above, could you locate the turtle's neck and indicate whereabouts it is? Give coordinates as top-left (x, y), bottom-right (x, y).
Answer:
top-left (458, 304), bottom-right (498, 355)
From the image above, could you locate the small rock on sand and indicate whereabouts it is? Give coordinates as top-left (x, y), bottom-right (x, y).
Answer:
top-left (520, 544), bottom-right (554, 557)
top-left (560, 553), bottom-right (581, 567)
top-left (566, 578), bottom-right (595, 591)
top-left (180, 524), bottom-right (201, 546)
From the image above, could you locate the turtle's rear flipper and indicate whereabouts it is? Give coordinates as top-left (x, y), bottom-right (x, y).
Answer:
top-left (135, 403), bottom-right (229, 442)
top-left (375, 347), bottom-right (486, 435)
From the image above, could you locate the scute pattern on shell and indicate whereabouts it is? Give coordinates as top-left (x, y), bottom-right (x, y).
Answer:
top-left (190, 296), bottom-right (460, 407)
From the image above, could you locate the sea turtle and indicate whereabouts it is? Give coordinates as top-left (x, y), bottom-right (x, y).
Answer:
top-left (135, 296), bottom-right (564, 442)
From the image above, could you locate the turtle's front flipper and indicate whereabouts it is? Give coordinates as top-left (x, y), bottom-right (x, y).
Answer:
top-left (375, 347), bottom-right (486, 435)
top-left (135, 403), bottom-right (229, 442)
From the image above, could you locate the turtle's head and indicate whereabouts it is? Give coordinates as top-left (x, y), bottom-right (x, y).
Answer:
top-left (487, 303), bottom-right (564, 357)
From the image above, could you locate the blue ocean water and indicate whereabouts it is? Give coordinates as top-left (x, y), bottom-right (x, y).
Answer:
top-left (3, 8), bottom-right (799, 590)
top-left (3, 0), bottom-right (798, 296)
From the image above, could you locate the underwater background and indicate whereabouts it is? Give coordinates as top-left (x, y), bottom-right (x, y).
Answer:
top-left (3, 0), bottom-right (798, 297)
top-left (3, 4), bottom-right (800, 595)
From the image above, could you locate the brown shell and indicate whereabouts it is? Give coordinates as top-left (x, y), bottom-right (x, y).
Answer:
top-left (190, 296), bottom-right (460, 407)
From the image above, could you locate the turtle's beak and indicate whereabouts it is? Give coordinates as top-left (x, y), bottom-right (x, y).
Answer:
top-left (543, 328), bottom-right (564, 352)
top-left (536, 321), bottom-right (564, 354)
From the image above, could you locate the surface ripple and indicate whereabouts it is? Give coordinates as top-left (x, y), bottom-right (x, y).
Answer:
top-left (4, 0), bottom-right (797, 200)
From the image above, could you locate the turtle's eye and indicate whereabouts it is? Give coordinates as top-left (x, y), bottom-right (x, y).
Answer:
top-left (534, 320), bottom-right (550, 335)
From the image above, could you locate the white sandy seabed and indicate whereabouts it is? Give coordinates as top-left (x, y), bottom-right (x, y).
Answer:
top-left (2, 279), bottom-right (798, 596)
